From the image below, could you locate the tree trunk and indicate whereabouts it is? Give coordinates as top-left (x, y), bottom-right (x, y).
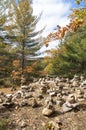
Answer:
top-left (21, 41), bottom-right (25, 75)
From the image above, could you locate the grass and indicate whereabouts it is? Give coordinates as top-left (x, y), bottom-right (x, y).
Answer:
top-left (0, 119), bottom-right (9, 130)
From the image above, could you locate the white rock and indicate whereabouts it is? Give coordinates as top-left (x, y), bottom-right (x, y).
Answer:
top-left (42, 107), bottom-right (54, 116)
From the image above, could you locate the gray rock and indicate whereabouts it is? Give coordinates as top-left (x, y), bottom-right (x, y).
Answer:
top-left (40, 86), bottom-right (47, 94)
top-left (49, 91), bottom-right (56, 96)
top-left (32, 98), bottom-right (38, 108)
top-left (44, 96), bottom-right (54, 107)
top-left (42, 99), bottom-right (55, 116)
top-left (19, 120), bottom-right (27, 128)
top-left (2, 102), bottom-right (14, 108)
top-left (67, 94), bottom-right (76, 103)
top-left (35, 93), bottom-right (44, 99)
top-left (62, 101), bottom-right (79, 113)
top-left (20, 100), bottom-right (28, 107)
top-left (75, 89), bottom-right (85, 101)
top-left (21, 85), bottom-right (29, 90)
top-left (62, 94), bottom-right (79, 113)
top-left (57, 93), bottom-right (64, 106)
top-left (14, 91), bottom-right (23, 98)
top-left (42, 107), bottom-right (54, 116)
top-left (24, 92), bottom-right (33, 99)
top-left (0, 98), bottom-right (3, 103)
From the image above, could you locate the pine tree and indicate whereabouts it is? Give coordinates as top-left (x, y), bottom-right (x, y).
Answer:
top-left (51, 25), bottom-right (86, 77)
top-left (5, 0), bottom-right (43, 76)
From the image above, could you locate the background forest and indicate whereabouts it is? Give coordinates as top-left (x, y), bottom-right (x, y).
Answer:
top-left (0, 0), bottom-right (86, 87)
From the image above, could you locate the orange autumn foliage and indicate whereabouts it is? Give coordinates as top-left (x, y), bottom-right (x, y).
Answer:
top-left (45, 18), bottom-right (83, 46)
top-left (25, 62), bottom-right (37, 73)
top-left (32, 62), bottom-right (38, 68)
top-left (13, 60), bottom-right (20, 67)
top-left (11, 70), bottom-right (21, 79)
top-left (25, 66), bottom-right (33, 73)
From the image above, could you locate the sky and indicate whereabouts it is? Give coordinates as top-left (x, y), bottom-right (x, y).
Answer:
top-left (32, 0), bottom-right (85, 53)
top-left (33, 0), bottom-right (71, 37)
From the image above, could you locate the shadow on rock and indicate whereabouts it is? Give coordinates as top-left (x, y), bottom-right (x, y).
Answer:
top-left (49, 111), bottom-right (62, 118)
top-left (78, 103), bottom-right (86, 111)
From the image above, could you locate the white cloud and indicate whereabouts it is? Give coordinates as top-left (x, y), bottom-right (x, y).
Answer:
top-left (32, 0), bottom-right (72, 36)
top-left (32, 0), bottom-right (72, 53)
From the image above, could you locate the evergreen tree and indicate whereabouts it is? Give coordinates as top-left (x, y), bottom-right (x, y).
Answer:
top-left (51, 25), bottom-right (86, 77)
top-left (5, 0), bottom-right (43, 75)
top-left (44, 24), bottom-right (86, 77)
top-left (0, 1), bottom-right (8, 78)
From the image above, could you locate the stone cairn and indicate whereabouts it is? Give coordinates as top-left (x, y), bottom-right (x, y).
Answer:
top-left (0, 74), bottom-right (86, 115)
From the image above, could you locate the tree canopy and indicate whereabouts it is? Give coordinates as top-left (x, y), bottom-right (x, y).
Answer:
top-left (4, 0), bottom-right (43, 75)
top-left (0, 0), bottom-right (86, 86)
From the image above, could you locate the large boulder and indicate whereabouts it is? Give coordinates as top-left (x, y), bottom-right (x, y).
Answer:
top-left (42, 101), bottom-right (55, 116)
top-left (62, 94), bottom-right (79, 113)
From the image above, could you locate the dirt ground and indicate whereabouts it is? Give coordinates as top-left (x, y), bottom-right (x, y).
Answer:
top-left (0, 88), bottom-right (86, 130)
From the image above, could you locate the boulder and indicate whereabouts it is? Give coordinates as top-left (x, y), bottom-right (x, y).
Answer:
top-left (42, 107), bottom-right (54, 116)
top-left (42, 100), bottom-right (55, 116)
top-left (62, 94), bottom-right (79, 113)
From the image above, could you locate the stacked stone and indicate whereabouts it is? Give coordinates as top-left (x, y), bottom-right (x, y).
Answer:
top-left (42, 96), bottom-right (55, 116)
top-left (0, 74), bottom-right (86, 117)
